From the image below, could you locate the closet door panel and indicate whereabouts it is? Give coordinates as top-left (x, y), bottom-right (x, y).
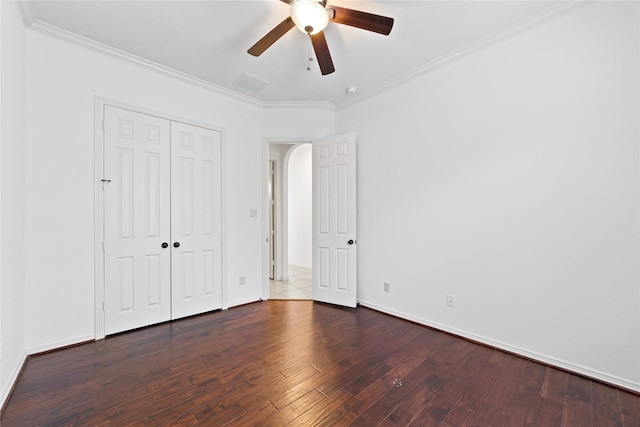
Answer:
top-left (103, 106), bottom-right (172, 335)
top-left (170, 122), bottom-right (223, 319)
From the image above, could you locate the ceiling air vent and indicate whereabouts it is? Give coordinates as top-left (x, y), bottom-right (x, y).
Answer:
top-left (233, 72), bottom-right (270, 92)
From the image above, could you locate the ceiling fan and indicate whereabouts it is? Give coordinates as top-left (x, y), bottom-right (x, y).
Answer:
top-left (248, 0), bottom-right (394, 75)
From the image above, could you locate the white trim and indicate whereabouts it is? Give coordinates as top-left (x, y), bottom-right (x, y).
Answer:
top-left (263, 101), bottom-right (335, 111)
top-left (358, 299), bottom-right (640, 393)
top-left (26, 12), bottom-right (337, 113)
top-left (26, 335), bottom-right (95, 356)
top-left (94, 98), bottom-right (105, 339)
top-left (27, 19), bottom-right (263, 107)
top-left (0, 350), bottom-right (27, 409)
top-left (94, 97), bottom-right (227, 338)
top-left (227, 297), bottom-right (262, 309)
top-left (337, 1), bottom-right (585, 111)
top-left (17, 0), bottom-right (36, 27)
top-left (262, 142), bottom-right (270, 301)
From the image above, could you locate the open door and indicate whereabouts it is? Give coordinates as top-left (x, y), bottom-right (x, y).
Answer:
top-left (312, 133), bottom-right (357, 308)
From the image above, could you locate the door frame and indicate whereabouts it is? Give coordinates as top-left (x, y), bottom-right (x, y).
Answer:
top-left (94, 97), bottom-right (227, 339)
top-left (268, 160), bottom-right (276, 280)
top-left (261, 138), bottom-right (312, 300)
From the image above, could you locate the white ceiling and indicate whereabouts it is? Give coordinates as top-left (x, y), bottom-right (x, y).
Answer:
top-left (23, 0), bottom-right (564, 107)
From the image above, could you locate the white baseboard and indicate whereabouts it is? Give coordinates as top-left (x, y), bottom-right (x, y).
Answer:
top-left (1, 350), bottom-right (28, 410)
top-left (358, 299), bottom-right (640, 393)
top-left (26, 334), bottom-right (95, 356)
top-left (227, 297), bottom-right (262, 309)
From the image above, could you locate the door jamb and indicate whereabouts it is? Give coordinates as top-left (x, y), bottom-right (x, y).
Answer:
top-left (94, 97), bottom-right (227, 339)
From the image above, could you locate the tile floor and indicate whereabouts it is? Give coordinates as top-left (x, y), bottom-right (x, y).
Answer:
top-left (269, 265), bottom-right (312, 299)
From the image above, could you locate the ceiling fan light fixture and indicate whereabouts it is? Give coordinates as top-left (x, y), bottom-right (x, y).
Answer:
top-left (291, 0), bottom-right (329, 35)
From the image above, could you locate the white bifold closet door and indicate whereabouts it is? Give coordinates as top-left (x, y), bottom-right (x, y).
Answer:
top-left (170, 121), bottom-right (222, 320)
top-left (103, 105), bottom-right (222, 335)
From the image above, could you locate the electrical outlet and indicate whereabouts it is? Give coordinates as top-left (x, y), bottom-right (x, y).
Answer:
top-left (384, 282), bottom-right (390, 292)
top-left (447, 295), bottom-right (456, 307)
top-left (239, 276), bottom-right (246, 286)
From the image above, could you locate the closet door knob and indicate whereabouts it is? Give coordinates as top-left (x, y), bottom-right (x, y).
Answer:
top-left (173, 242), bottom-right (180, 248)
top-left (161, 242), bottom-right (169, 249)
top-left (347, 239), bottom-right (355, 245)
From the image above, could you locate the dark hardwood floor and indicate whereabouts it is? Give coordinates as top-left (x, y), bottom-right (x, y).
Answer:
top-left (1, 300), bottom-right (639, 426)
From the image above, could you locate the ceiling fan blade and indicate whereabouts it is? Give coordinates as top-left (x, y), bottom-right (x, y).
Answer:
top-left (310, 31), bottom-right (335, 75)
top-left (329, 6), bottom-right (394, 36)
top-left (247, 17), bottom-right (295, 57)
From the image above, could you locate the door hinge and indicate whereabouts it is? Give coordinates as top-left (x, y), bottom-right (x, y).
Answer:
top-left (101, 120), bottom-right (105, 131)
top-left (102, 301), bottom-right (105, 311)
top-left (101, 241), bottom-right (105, 252)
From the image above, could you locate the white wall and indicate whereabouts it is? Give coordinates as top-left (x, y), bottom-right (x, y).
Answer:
top-left (262, 104), bottom-right (335, 139)
top-left (338, 1), bottom-right (640, 390)
top-left (0, 0), bottom-right (27, 406)
top-left (287, 144), bottom-right (312, 268)
top-left (24, 29), bottom-right (267, 351)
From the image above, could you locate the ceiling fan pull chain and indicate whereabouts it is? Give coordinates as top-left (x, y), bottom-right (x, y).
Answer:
top-left (307, 35), bottom-right (313, 71)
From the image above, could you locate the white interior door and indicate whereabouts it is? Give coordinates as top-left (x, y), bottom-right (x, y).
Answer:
top-left (312, 133), bottom-right (357, 308)
top-left (170, 121), bottom-right (223, 319)
top-left (103, 106), bottom-right (172, 335)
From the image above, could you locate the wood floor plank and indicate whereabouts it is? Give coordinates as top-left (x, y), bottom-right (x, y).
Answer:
top-left (484, 356), bottom-right (530, 407)
top-left (314, 405), bottom-right (359, 427)
top-left (191, 402), bottom-right (246, 426)
top-left (386, 380), bottom-right (434, 426)
top-left (529, 396), bottom-right (564, 426)
top-left (591, 382), bottom-right (623, 427)
top-left (562, 396), bottom-right (593, 427)
top-left (343, 361), bottom-right (394, 396)
top-left (619, 388), bottom-right (640, 427)
top-left (248, 389), bottom-right (326, 426)
top-left (541, 367), bottom-right (569, 402)
top-left (353, 347), bottom-right (440, 425)
top-left (566, 373), bottom-right (593, 404)
top-left (286, 388), bottom-right (352, 426)
top-left (1, 300), bottom-right (639, 426)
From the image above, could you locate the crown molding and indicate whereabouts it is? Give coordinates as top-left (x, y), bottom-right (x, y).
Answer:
top-left (24, 17), bottom-right (265, 107)
top-left (18, 0), bottom-right (584, 113)
top-left (262, 100), bottom-right (335, 111)
top-left (18, 0), bottom-right (36, 27)
top-left (336, 0), bottom-right (585, 111)
top-left (24, 17), bottom-right (337, 112)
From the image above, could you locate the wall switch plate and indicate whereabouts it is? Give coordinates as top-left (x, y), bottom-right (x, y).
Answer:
top-left (239, 276), bottom-right (246, 286)
top-left (249, 209), bottom-right (258, 218)
top-left (384, 282), bottom-right (390, 292)
top-left (447, 295), bottom-right (456, 307)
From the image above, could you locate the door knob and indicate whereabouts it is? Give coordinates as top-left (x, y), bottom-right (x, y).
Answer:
top-left (347, 239), bottom-right (355, 245)
top-left (173, 242), bottom-right (180, 248)
top-left (161, 242), bottom-right (168, 249)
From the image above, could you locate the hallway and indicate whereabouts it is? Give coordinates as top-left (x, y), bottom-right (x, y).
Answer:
top-left (269, 265), bottom-right (311, 299)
